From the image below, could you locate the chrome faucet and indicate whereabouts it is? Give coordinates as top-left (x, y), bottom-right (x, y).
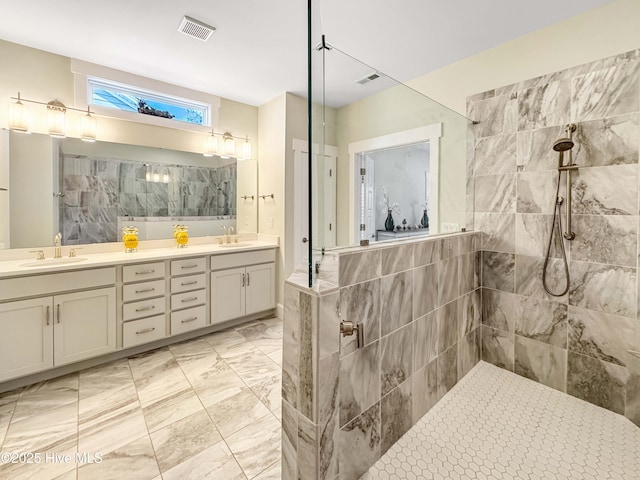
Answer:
top-left (54, 232), bottom-right (62, 258)
top-left (227, 226), bottom-right (234, 244)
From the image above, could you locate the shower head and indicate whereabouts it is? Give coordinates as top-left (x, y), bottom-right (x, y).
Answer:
top-left (553, 137), bottom-right (574, 152)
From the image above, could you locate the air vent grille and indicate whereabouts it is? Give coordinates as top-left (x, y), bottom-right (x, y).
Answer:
top-left (356, 72), bottom-right (381, 85)
top-left (178, 16), bottom-right (216, 41)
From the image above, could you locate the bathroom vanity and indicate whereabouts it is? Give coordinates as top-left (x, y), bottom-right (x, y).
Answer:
top-left (0, 238), bottom-right (278, 387)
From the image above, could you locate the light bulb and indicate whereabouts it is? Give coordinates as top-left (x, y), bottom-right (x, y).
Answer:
top-left (203, 132), bottom-right (217, 157)
top-left (47, 100), bottom-right (66, 138)
top-left (81, 108), bottom-right (97, 142)
top-left (9, 93), bottom-right (30, 133)
top-left (242, 136), bottom-right (252, 160)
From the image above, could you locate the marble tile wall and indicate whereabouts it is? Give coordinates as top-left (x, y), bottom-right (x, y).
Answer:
top-left (59, 155), bottom-right (236, 245)
top-left (283, 232), bottom-right (482, 480)
top-left (469, 48), bottom-right (640, 427)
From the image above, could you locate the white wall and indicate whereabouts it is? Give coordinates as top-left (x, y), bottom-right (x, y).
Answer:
top-left (0, 130), bottom-right (9, 248)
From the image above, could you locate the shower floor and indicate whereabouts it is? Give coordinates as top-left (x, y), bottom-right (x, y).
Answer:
top-left (362, 361), bottom-right (640, 480)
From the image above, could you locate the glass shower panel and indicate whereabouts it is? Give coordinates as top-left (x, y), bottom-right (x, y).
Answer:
top-left (308, 32), bottom-right (474, 286)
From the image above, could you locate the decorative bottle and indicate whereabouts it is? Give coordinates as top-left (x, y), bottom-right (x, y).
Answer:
top-left (384, 210), bottom-right (395, 231)
top-left (420, 209), bottom-right (429, 228)
top-left (122, 226), bottom-right (139, 253)
top-left (173, 224), bottom-right (189, 248)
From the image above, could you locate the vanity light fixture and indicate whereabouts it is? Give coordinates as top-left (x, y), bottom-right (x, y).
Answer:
top-left (8, 93), bottom-right (99, 140)
top-left (203, 130), bottom-right (218, 157)
top-left (222, 132), bottom-right (235, 159)
top-left (242, 135), bottom-right (252, 160)
top-left (9, 92), bottom-right (30, 133)
top-left (202, 130), bottom-right (252, 160)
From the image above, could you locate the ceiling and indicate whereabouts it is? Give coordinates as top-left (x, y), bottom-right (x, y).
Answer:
top-left (0, 0), bottom-right (612, 108)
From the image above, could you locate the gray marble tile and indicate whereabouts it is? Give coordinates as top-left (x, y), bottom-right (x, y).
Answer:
top-left (475, 174), bottom-right (516, 213)
top-left (475, 213), bottom-right (515, 253)
top-left (518, 79), bottom-right (570, 130)
top-left (142, 387), bottom-right (204, 433)
top-left (572, 165), bottom-right (637, 215)
top-left (514, 336), bottom-right (567, 392)
top-left (413, 312), bottom-right (438, 371)
top-left (516, 170), bottom-right (560, 214)
top-left (282, 428), bottom-right (296, 480)
top-left (572, 60), bottom-right (640, 122)
top-left (205, 387), bottom-right (270, 437)
top-left (458, 329), bottom-right (480, 380)
top-left (571, 215), bottom-right (637, 266)
top-left (515, 255), bottom-right (568, 302)
top-left (338, 402), bottom-right (380, 480)
top-left (459, 234), bottom-right (477, 255)
top-left (567, 352), bottom-right (628, 415)
top-left (568, 306), bottom-right (636, 368)
top-left (413, 264), bottom-right (438, 318)
top-left (298, 291), bottom-right (315, 420)
top-left (11, 374), bottom-right (79, 423)
top-left (340, 279), bottom-right (380, 357)
top-left (439, 237), bottom-right (459, 261)
top-left (458, 252), bottom-right (475, 297)
top-left (413, 239), bottom-right (439, 267)
top-left (225, 413), bottom-right (281, 479)
top-left (381, 270), bottom-right (413, 336)
top-left (482, 288), bottom-right (516, 332)
top-left (475, 132), bottom-right (517, 176)
top-left (282, 285), bottom-right (300, 409)
top-left (318, 352), bottom-right (339, 480)
top-left (254, 462), bottom-right (281, 480)
top-left (437, 344), bottom-right (458, 398)
top-left (282, 400), bottom-right (297, 455)
top-left (468, 94), bottom-right (510, 138)
top-left (78, 359), bottom-right (133, 400)
top-left (319, 292), bottom-right (340, 358)
top-left (438, 256), bottom-right (458, 307)
top-left (247, 371), bottom-right (281, 412)
top-left (297, 413), bottom-right (318, 480)
top-left (626, 372), bottom-right (640, 427)
top-left (573, 113), bottom-right (639, 167)
top-left (380, 379), bottom-right (412, 455)
top-left (224, 348), bottom-right (281, 387)
top-left (569, 261), bottom-right (636, 318)
top-left (150, 410), bottom-right (221, 474)
top-left (482, 251), bottom-right (515, 293)
top-left (191, 361), bottom-right (246, 408)
top-left (128, 349), bottom-right (191, 408)
top-left (515, 296), bottom-right (567, 348)
top-left (482, 325), bottom-right (514, 371)
top-left (381, 244), bottom-right (413, 276)
top-left (339, 341), bottom-right (380, 428)
top-left (339, 250), bottom-right (381, 287)
top-left (517, 125), bottom-right (566, 172)
top-left (411, 360), bottom-right (438, 424)
top-left (458, 290), bottom-right (481, 339)
top-left (437, 300), bottom-right (458, 355)
top-left (77, 435), bottom-right (159, 480)
top-left (515, 213), bottom-right (563, 258)
top-left (381, 325), bottom-right (413, 396)
top-left (162, 441), bottom-right (246, 480)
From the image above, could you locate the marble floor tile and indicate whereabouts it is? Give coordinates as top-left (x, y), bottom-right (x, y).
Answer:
top-left (142, 387), bottom-right (204, 433)
top-left (129, 352), bottom-right (192, 408)
top-left (78, 435), bottom-right (160, 480)
top-left (11, 374), bottom-right (79, 424)
top-left (191, 363), bottom-right (247, 407)
top-left (206, 387), bottom-right (271, 437)
top-left (267, 349), bottom-right (283, 366)
top-left (247, 372), bottom-right (282, 412)
top-left (162, 441), bottom-right (246, 480)
top-left (204, 329), bottom-right (250, 357)
top-left (150, 410), bottom-right (221, 473)
top-left (225, 413), bottom-right (281, 479)
top-left (78, 359), bottom-right (133, 400)
top-left (225, 349), bottom-right (281, 386)
top-left (253, 461), bottom-right (281, 480)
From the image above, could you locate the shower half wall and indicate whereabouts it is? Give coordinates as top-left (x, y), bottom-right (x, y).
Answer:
top-left (470, 49), bottom-right (640, 426)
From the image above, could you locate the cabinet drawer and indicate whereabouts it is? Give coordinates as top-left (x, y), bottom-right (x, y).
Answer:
top-left (122, 279), bottom-right (166, 302)
top-left (123, 315), bottom-right (166, 348)
top-left (210, 249), bottom-right (276, 271)
top-left (123, 296), bottom-right (166, 321)
top-left (171, 289), bottom-right (206, 311)
top-left (171, 273), bottom-right (206, 293)
top-left (171, 257), bottom-right (206, 276)
top-left (171, 305), bottom-right (206, 335)
top-left (123, 262), bottom-right (166, 283)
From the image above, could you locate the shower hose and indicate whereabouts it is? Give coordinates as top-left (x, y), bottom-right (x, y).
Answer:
top-left (542, 170), bottom-right (570, 297)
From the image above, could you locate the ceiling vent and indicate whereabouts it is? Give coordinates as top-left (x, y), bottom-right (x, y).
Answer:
top-left (356, 72), bottom-right (381, 85)
top-left (178, 16), bottom-right (216, 41)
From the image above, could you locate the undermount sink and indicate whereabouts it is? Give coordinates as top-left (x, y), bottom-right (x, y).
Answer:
top-left (20, 257), bottom-right (89, 268)
top-left (218, 242), bottom-right (253, 248)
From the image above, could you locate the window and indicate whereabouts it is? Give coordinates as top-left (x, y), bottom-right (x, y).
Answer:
top-left (87, 77), bottom-right (211, 127)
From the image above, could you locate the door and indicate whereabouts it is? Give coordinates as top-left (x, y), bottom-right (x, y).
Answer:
top-left (53, 287), bottom-right (116, 366)
top-left (211, 267), bottom-right (246, 324)
top-left (245, 263), bottom-right (276, 315)
top-left (0, 297), bottom-right (53, 381)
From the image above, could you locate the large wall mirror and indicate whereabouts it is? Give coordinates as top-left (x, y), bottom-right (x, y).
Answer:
top-left (0, 130), bottom-right (258, 249)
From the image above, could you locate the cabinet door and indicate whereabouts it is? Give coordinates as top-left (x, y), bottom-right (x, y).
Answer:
top-left (245, 263), bottom-right (276, 316)
top-left (54, 287), bottom-right (116, 366)
top-left (0, 297), bottom-right (53, 382)
top-left (210, 267), bottom-right (245, 324)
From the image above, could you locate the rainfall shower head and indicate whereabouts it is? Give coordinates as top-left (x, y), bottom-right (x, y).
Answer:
top-left (553, 137), bottom-right (574, 152)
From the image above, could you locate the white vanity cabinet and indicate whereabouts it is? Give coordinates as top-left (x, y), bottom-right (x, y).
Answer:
top-left (210, 250), bottom-right (275, 324)
top-left (0, 267), bottom-right (116, 382)
top-left (170, 257), bottom-right (207, 335)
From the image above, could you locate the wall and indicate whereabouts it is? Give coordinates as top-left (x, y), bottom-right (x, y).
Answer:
top-left (470, 49), bottom-right (640, 426)
top-left (282, 232), bottom-right (481, 480)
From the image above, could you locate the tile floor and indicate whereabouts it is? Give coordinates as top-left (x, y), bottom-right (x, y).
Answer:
top-left (0, 316), bottom-right (283, 480)
top-left (363, 361), bottom-right (640, 480)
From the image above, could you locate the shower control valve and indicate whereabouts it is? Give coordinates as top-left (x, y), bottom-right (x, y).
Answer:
top-left (340, 320), bottom-right (365, 348)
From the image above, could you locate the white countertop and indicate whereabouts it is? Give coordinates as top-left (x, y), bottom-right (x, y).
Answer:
top-left (0, 238), bottom-right (278, 278)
